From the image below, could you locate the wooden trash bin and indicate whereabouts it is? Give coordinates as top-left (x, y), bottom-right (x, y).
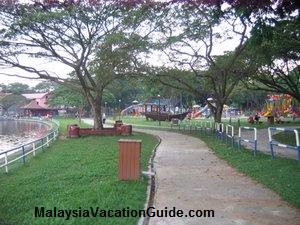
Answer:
top-left (118, 139), bottom-right (141, 181)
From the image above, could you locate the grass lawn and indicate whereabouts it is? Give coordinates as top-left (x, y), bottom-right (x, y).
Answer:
top-left (112, 116), bottom-right (300, 132)
top-left (0, 118), bottom-right (158, 225)
top-left (112, 116), bottom-right (171, 128)
top-left (183, 131), bottom-right (300, 209)
top-left (273, 129), bottom-right (300, 147)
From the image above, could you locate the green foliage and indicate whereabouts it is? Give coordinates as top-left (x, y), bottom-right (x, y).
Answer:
top-left (0, 93), bottom-right (27, 112)
top-left (49, 85), bottom-right (86, 108)
top-left (0, 3), bottom-right (152, 129)
top-left (246, 18), bottom-right (300, 101)
top-left (1, 82), bottom-right (30, 94)
top-left (228, 83), bottom-right (268, 109)
top-left (32, 81), bottom-right (57, 93)
top-left (250, 19), bottom-right (300, 63)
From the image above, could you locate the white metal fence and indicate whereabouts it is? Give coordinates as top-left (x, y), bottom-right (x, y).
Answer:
top-left (0, 119), bottom-right (59, 173)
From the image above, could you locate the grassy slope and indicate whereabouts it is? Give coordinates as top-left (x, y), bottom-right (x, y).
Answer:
top-left (0, 118), bottom-right (158, 225)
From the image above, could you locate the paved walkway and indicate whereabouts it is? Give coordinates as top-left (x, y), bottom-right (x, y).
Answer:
top-left (242, 128), bottom-right (299, 159)
top-left (82, 119), bottom-right (299, 225)
top-left (135, 128), bottom-right (300, 225)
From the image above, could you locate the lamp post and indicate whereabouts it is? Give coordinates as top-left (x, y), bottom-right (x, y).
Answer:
top-left (157, 94), bottom-right (161, 126)
top-left (104, 101), bottom-right (107, 116)
top-left (118, 99), bottom-right (121, 120)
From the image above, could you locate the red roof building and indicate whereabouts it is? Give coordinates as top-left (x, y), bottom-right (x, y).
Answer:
top-left (21, 93), bottom-right (58, 117)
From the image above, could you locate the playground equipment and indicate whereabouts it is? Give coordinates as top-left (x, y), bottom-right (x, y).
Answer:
top-left (262, 94), bottom-right (299, 120)
top-left (121, 103), bottom-right (144, 116)
top-left (192, 101), bottom-right (212, 118)
top-left (268, 127), bottom-right (300, 161)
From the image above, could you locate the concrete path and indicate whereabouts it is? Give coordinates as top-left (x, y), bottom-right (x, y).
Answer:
top-left (82, 119), bottom-right (299, 225)
top-left (135, 128), bottom-right (300, 225)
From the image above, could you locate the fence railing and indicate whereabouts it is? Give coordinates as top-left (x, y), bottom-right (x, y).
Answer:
top-left (238, 126), bottom-right (258, 156)
top-left (215, 122), bottom-right (224, 140)
top-left (225, 125), bottom-right (234, 146)
top-left (268, 127), bottom-right (300, 161)
top-left (172, 119), bottom-right (299, 162)
top-left (0, 119), bottom-right (59, 173)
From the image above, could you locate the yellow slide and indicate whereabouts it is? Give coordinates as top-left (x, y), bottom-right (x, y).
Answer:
top-left (263, 111), bottom-right (272, 117)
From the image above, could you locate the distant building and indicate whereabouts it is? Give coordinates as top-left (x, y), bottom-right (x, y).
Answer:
top-left (21, 93), bottom-right (58, 117)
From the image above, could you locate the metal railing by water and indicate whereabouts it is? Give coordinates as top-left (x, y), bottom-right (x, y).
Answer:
top-left (0, 119), bottom-right (59, 173)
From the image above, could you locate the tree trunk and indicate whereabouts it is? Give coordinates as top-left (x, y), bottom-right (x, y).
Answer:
top-left (91, 99), bottom-right (103, 130)
top-left (206, 99), bottom-right (224, 123)
top-left (213, 102), bottom-right (224, 123)
top-left (85, 92), bottom-right (103, 130)
top-left (78, 107), bottom-right (83, 124)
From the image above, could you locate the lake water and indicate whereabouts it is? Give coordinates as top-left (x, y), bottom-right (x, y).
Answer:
top-left (0, 120), bottom-right (50, 151)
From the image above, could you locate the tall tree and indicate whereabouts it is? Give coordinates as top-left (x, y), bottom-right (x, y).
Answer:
top-left (153, 3), bottom-right (251, 122)
top-left (0, 1), bottom-right (151, 129)
top-left (228, 83), bottom-right (268, 110)
top-left (0, 93), bottom-right (27, 115)
top-left (246, 19), bottom-right (300, 101)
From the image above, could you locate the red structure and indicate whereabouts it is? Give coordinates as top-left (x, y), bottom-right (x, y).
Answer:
top-left (67, 121), bottom-right (132, 137)
top-left (21, 93), bottom-right (58, 117)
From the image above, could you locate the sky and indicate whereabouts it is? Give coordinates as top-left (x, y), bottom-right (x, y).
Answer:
top-left (1, 60), bottom-right (72, 86)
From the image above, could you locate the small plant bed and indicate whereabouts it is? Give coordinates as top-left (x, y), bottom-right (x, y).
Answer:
top-left (178, 130), bottom-right (300, 209)
top-left (0, 118), bottom-right (158, 225)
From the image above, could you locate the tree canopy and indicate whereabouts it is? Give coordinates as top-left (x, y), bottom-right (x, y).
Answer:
top-left (246, 18), bottom-right (300, 101)
top-left (0, 0), bottom-right (298, 123)
top-left (0, 1), bottom-right (152, 128)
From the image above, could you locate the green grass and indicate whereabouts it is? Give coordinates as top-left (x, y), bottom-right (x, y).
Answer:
top-left (273, 129), bottom-right (300, 147)
top-left (0, 118), bottom-right (158, 225)
top-left (112, 116), bottom-right (171, 128)
top-left (183, 131), bottom-right (300, 209)
top-left (112, 116), bottom-right (300, 132)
